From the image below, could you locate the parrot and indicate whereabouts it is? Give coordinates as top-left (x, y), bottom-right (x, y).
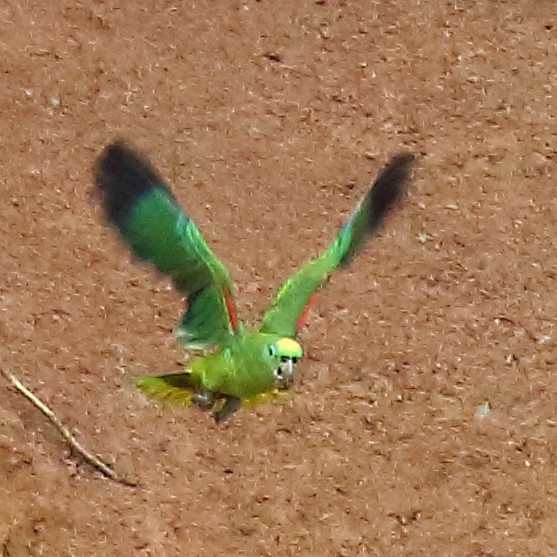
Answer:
top-left (93, 141), bottom-right (414, 422)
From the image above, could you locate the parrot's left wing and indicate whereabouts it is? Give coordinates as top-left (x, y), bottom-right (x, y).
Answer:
top-left (93, 141), bottom-right (239, 350)
top-left (260, 153), bottom-right (414, 338)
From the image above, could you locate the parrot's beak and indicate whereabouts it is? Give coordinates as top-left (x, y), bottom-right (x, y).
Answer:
top-left (276, 358), bottom-right (296, 389)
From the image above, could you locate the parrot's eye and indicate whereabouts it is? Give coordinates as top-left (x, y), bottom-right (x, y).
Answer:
top-left (292, 357), bottom-right (298, 364)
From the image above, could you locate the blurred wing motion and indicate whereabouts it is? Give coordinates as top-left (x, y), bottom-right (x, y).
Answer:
top-left (94, 141), bottom-right (239, 350)
top-left (260, 153), bottom-right (415, 338)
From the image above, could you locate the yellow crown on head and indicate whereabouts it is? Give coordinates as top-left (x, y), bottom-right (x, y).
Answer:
top-left (275, 337), bottom-right (303, 359)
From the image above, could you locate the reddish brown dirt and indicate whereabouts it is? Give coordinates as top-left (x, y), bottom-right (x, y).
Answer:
top-left (1, 1), bottom-right (556, 555)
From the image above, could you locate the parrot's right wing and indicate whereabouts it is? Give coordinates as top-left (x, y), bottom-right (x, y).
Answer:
top-left (93, 141), bottom-right (239, 350)
top-left (260, 153), bottom-right (415, 338)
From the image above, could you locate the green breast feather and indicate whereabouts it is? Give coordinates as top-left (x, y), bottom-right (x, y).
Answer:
top-left (93, 141), bottom-right (414, 423)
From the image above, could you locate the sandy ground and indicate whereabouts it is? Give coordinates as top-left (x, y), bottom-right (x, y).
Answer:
top-left (1, 0), bottom-right (556, 555)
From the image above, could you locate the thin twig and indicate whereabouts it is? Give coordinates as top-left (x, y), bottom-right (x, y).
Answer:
top-left (1, 368), bottom-right (136, 486)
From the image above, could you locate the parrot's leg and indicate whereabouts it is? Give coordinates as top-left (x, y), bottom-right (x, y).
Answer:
top-left (191, 390), bottom-right (216, 411)
top-left (213, 396), bottom-right (241, 424)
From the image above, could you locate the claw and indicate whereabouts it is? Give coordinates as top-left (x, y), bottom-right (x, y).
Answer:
top-left (192, 390), bottom-right (215, 411)
top-left (213, 396), bottom-right (241, 424)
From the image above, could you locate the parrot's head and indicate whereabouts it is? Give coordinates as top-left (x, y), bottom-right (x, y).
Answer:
top-left (266, 337), bottom-right (303, 390)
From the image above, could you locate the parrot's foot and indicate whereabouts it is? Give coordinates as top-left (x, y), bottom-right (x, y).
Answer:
top-left (192, 390), bottom-right (241, 423)
top-left (213, 396), bottom-right (241, 424)
top-left (191, 390), bottom-right (215, 411)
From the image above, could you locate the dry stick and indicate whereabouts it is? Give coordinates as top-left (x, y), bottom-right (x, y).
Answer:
top-left (1, 368), bottom-right (136, 487)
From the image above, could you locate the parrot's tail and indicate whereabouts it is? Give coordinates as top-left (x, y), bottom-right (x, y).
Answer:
top-left (134, 371), bottom-right (201, 407)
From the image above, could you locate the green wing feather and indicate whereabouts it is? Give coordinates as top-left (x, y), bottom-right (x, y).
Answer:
top-left (93, 141), bottom-right (239, 350)
top-left (260, 153), bottom-right (415, 338)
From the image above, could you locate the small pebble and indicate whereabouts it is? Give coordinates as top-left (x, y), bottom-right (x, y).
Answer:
top-left (476, 402), bottom-right (491, 418)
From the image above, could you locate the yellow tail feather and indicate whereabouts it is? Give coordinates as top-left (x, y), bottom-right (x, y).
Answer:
top-left (134, 374), bottom-right (196, 407)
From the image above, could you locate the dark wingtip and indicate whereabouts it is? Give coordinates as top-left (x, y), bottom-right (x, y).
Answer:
top-left (367, 151), bottom-right (415, 227)
top-left (93, 140), bottom-right (169, 225)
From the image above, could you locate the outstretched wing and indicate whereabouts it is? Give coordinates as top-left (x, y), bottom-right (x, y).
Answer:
top-left (260, 153), bottom-right (415, 338)
top-left (93, 141), bottom-right (239, 350)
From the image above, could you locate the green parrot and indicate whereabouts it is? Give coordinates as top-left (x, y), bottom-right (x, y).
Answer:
top-left (93, 141), bottom-right (414, 422)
